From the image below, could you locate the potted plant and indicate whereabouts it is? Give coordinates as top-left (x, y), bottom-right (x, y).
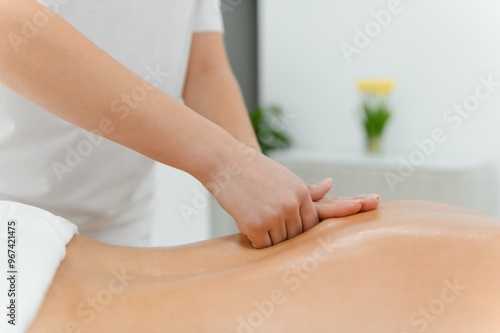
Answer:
top-left (356, 79), bottom-right (395, 153)
top-left (250, 105), bottom-right (292, 155)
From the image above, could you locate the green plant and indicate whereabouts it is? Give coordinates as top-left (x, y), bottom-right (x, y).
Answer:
top-left (362, 101), bottom-right (391, 140)
top-left (250, 105), bottom-right (292, 155)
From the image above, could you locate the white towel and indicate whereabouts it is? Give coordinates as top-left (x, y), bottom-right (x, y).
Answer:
top-left (0, 201), bottom-right (78, 333)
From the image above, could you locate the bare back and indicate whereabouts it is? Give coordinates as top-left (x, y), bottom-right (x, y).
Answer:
top-left (29, 201), bottom-right (500, 333)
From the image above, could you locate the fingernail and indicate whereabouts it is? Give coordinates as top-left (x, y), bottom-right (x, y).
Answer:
top-left (351, 199), bottom-right (363, 205)
top-left (319, 178), bottom-right (333, 186)
top-left (367, 194), bottom-right (380, 200)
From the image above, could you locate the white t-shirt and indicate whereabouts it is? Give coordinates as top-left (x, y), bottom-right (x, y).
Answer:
top-left (0, 0), bottom-right (223, 246)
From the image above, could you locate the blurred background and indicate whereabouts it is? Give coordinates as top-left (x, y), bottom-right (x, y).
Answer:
top-left (152, 0), bottom-right (500, 246)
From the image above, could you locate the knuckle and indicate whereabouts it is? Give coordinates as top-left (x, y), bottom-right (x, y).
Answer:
top-left (265, 208), bottom-right (282, 223)
top-left (282, 200), bottom-right (299, 215)
top-left (244, 219), bottom-right (268, 234)
top-left (297, 186), bottom-right (310, 201)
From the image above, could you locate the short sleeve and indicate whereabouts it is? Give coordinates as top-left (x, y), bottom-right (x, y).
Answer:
top-left (193, 0), bottom-right (225, 33)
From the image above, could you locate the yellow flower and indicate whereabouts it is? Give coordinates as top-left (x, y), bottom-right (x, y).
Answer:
top-left (356, 79), bottom-right (395, 96)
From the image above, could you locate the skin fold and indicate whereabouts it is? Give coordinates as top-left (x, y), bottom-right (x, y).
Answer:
top-left (29, 201), bottom-right (500, 333)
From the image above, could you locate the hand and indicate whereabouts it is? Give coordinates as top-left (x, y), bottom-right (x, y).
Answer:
top-left (205, 148), bottom-right (319, 249)
top-left (204, 142), bottom-right (380, 249)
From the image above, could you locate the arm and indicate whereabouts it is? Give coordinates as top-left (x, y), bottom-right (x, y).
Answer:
top-left (183, 32), bottom-right (260, 150)
top-left (0, 0), bottom-right (229, 182)
top-left (0, 0), bottom-right (318, 248)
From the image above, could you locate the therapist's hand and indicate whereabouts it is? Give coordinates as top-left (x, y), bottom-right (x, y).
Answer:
top-left (204, 143), bottom-right (381, 249)
top-left (205, 149), bottom-right (321, 249)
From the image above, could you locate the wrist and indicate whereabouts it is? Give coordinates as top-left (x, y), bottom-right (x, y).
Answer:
top-left (194, 132), bottom-right (259, 196)
top-left (188, 125), bottom-right (240, 186)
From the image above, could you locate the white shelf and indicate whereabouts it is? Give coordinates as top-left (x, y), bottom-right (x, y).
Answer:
top-left (270, 149), bottom-right (495, 174)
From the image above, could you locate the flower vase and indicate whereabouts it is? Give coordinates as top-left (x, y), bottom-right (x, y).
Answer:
top-left (356, 78), bottom-right (395, 156)
top-left (367, 137), bottom-right (381, 154)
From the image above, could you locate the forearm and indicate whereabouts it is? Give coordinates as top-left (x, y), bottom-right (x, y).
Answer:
top-left (0, 0), bottom-right (236, 182)
top-left (183, 66), bottom-right (260, 150)
top-left (182, 33), bottom-right (260, 151)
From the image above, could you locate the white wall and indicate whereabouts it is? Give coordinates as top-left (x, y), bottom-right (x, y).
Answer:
top-left (151, 0), bottom-right (500, 245)
top-left (258, 0), bottom-right (500, 213)
top-left (259, 0), bottom-right (500, 154)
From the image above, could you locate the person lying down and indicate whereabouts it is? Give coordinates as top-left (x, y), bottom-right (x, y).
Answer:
top-left (1, 200), bottom-right (499, 333)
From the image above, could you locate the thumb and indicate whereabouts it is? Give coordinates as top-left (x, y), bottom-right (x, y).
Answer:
top-left (308, 178), bottom-right (333, 201)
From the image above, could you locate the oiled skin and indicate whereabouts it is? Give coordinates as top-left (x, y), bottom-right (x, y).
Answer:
top-left (29, 201), bottom-right (500, 333)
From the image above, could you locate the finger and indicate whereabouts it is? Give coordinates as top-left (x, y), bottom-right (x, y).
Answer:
top-left (344, 194), bottom-right (380, 212)
top-left (248, 230), bottom-right (273, 249)
top-left (300, 197), bottom-right (320, 232)
top-left (269, 220), bottom-right (287, 245)
top-left (315, 199), bottom-right (363, 220)
top-left (307, 178), bottom-right (333, 201)
top-left (359, 194), bottom-right (380, 212)
top-left (317, 194), bottom-right (380, 212)
top-left (285, 212), bottom-right (303, 239)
